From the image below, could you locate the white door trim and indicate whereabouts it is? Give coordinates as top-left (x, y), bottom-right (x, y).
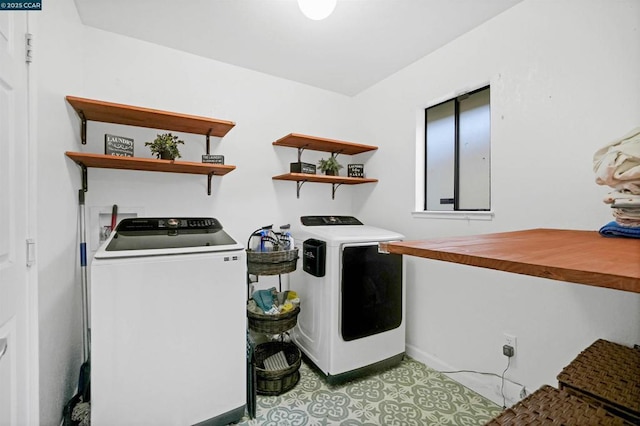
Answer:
top-left (25, 12), bottom-right (39, 425)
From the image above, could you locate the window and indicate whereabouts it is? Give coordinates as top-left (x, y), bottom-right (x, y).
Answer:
top-left (424, 86), bottom-right (490, 211)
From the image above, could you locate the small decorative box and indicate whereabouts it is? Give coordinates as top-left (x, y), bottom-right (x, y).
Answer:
top-left (202, 154), bottom-right (225, 164)
top-left (290, 162), bottom-right (316, 174)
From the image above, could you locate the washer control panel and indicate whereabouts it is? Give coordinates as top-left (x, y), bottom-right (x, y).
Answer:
top-left (115, 217), bottom-right (222, 232)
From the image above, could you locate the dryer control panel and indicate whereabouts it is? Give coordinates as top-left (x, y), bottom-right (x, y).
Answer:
top-left (301, 216), bottom-right (363, 226)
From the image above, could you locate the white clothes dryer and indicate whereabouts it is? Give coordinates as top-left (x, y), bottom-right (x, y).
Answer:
top-left (290, 216), bottom-right (405, 384)
top-left (91, 217), bottom-right (246, 426)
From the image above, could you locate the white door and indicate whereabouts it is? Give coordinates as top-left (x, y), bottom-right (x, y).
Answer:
top-left (0, 10), bottom-right (33, 426)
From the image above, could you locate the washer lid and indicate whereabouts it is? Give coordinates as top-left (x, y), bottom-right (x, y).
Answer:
top-left (95, 217), bottom-right (242, 258)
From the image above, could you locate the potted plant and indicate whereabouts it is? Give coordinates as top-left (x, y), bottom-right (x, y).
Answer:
top-left (145, 133), bottom-right (185, 160)
top-left (318, 156), bottom-right (343, 176)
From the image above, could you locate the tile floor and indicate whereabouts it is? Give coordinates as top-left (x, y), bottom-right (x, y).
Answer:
top-left (234, 356), bottom-right (501, 425)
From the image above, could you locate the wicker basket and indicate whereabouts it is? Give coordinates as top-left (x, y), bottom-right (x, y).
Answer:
top-left (247, 306), bottom-right (300, 334)
top-left (246, 248), bottom-right (299, 276)
top-left (254, 341), bottom-right (301, 395)
top-left (486, 385), bottom-right (630, 425)
top-left (557, 339), bottom-right (640, 424)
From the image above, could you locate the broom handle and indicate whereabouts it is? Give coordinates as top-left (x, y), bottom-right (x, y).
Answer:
top-left (79, 190), bottom-right (90, 362)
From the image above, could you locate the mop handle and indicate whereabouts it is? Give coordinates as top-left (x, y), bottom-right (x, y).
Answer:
top-left (79, 190), bottom-right (90, 362)
top-left (111, 204), bottom-right (118, 231)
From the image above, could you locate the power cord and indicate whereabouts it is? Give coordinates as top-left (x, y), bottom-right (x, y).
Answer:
top-left (500, 356), bottom-right (511, 408)
top-left (438, 361), bottom-right (525, 409)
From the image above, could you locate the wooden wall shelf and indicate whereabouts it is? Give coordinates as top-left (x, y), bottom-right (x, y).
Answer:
top-left (272, 173), bottom-right (377, 185)
top-left (66, 152), bottom-right (235, 195)
top-left (272, 133), bottom-right (378, 199)
top-left (273, 133), bottom-right (377, 155)
top-left (66, 152), bottom-right (235, 176)
top-left (66, 96), bottom-right (235, 140)
top-left (65, 95), bottom-right (236, 196)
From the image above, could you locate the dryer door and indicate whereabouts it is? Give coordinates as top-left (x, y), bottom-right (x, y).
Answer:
top-left (340, 242), bottom-right (403, 341)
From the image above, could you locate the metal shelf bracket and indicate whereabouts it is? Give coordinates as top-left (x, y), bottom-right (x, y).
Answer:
top-left (331, 183), bottom-right (343, 200)
top-left (81, 164), bottom-right (88, 192)
top-left (79, 111), bottom-right (87, 145)
top-left (207, 173), bottom-right (214, 196)
top-left (206, 129), bottom-right (212, 154)
top-left (297, 144), bottom-right (309, 162)
top-left (296, 179), bottom-right (308, 199)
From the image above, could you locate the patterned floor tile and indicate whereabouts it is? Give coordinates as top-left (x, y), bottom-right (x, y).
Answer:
top-left (233, 356), bottom-right (501, 425)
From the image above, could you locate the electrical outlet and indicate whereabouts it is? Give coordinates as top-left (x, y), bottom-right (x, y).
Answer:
top-left (503, 345), bottom-right (514, 357)
top-left (504, 333), bottom-right (517, 357)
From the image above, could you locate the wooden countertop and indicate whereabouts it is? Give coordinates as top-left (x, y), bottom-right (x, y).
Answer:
top-left (384, 229), bottom-right (640, 294)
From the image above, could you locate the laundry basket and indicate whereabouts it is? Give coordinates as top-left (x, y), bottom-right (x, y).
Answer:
top-left (557, 339), bottom-right (640, 423)
top-left (246, 248), bottom-right (299, 276)
top-left (254, 341), bottom-right (302, 395)
top-left (485, 385), bottom-right (629, 425)
top-left (247, 306), bottom-right (300, 334)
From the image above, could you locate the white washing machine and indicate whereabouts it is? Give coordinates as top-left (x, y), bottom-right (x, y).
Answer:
top-left (90, 217), bottom-right (246, 426)
top-left (290, 216), bottom-right (405, 384)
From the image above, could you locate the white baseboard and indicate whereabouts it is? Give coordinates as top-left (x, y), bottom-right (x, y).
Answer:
top-left (405, 343), bottom-right (528, 408)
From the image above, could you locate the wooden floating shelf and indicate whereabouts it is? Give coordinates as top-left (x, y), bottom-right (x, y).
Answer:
top-left (66, 152), bottom-right (235, 176)
top-left (273, 173), bottom-right (377, 199)
top-left (383, 229), bottom-right (640, 294)
top-left (272, 173), bottom-right (377, 185)
top-left (273, 133), bottom-right (377, 155)
top-left (66, 96), bottom-right (236, 138)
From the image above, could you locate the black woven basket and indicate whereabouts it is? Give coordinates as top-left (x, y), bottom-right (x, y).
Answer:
top-left (247, 306), bottom-right (300, 334)
top-left (246, 248), bottom-right (299, 276)
top-left (486, 385), bottom-right (629, 425)
top-left (557, 339), bottom-right (640, 423)
top-left (254, 342), bottom-right (302, 396)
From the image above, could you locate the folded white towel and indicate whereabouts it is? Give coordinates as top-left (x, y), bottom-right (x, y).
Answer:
top-left (613, 208), bottom-right (640, 220)
top-left (603, 189), bottom-right (640, 203)
top-left (593, 128), bottom-right (640, 194)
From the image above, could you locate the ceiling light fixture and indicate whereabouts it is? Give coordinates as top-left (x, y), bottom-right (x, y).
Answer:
top-left (298, 0), bottom-right (337, 21)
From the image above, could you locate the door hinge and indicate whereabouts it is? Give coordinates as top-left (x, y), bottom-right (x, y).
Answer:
top-left (0, 338), bottom-right (7, 362)
top-left (26, 238), bottom-right (35, 267)
top-left (25, 33), bottom-right (34, 63)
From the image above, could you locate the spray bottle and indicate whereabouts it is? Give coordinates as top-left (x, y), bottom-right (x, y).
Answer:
top-left (279, 224), bottom-right (294, 251)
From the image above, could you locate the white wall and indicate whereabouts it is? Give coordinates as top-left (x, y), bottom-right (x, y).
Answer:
top-left (35, 1), bottom-right (361, 423)
top-left (76, 30), bottom-right (360, 244)
top-left (352, 0), bottom-right (640, 405)
top-left (36, 2), bottom-right (86, 424)
top-left (35, 0), bottom-right (640, 422)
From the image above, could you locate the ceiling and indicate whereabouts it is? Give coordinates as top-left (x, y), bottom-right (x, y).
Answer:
top-left (73, 0), bottom-right (523, 96)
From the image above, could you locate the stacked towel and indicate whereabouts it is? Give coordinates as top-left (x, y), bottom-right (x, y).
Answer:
top-left (594, 128), bottom-right (640, 193)
top-left (599, 221), bottom-right (640, 238)
top-left (252, 287), bottom-right (278, 314)
top-left (249, 288), bottom-right (298, 315)
top-left (594, 128), bottom-right (640, 237)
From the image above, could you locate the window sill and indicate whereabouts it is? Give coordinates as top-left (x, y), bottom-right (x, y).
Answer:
top-left (411, 211), bottom-right (494, 221)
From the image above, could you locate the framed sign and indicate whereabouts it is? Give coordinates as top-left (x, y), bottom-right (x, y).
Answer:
top-left (105, 134), bottom-right (134, 157)
top-left (347, 164), bottom-right (364, 178)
